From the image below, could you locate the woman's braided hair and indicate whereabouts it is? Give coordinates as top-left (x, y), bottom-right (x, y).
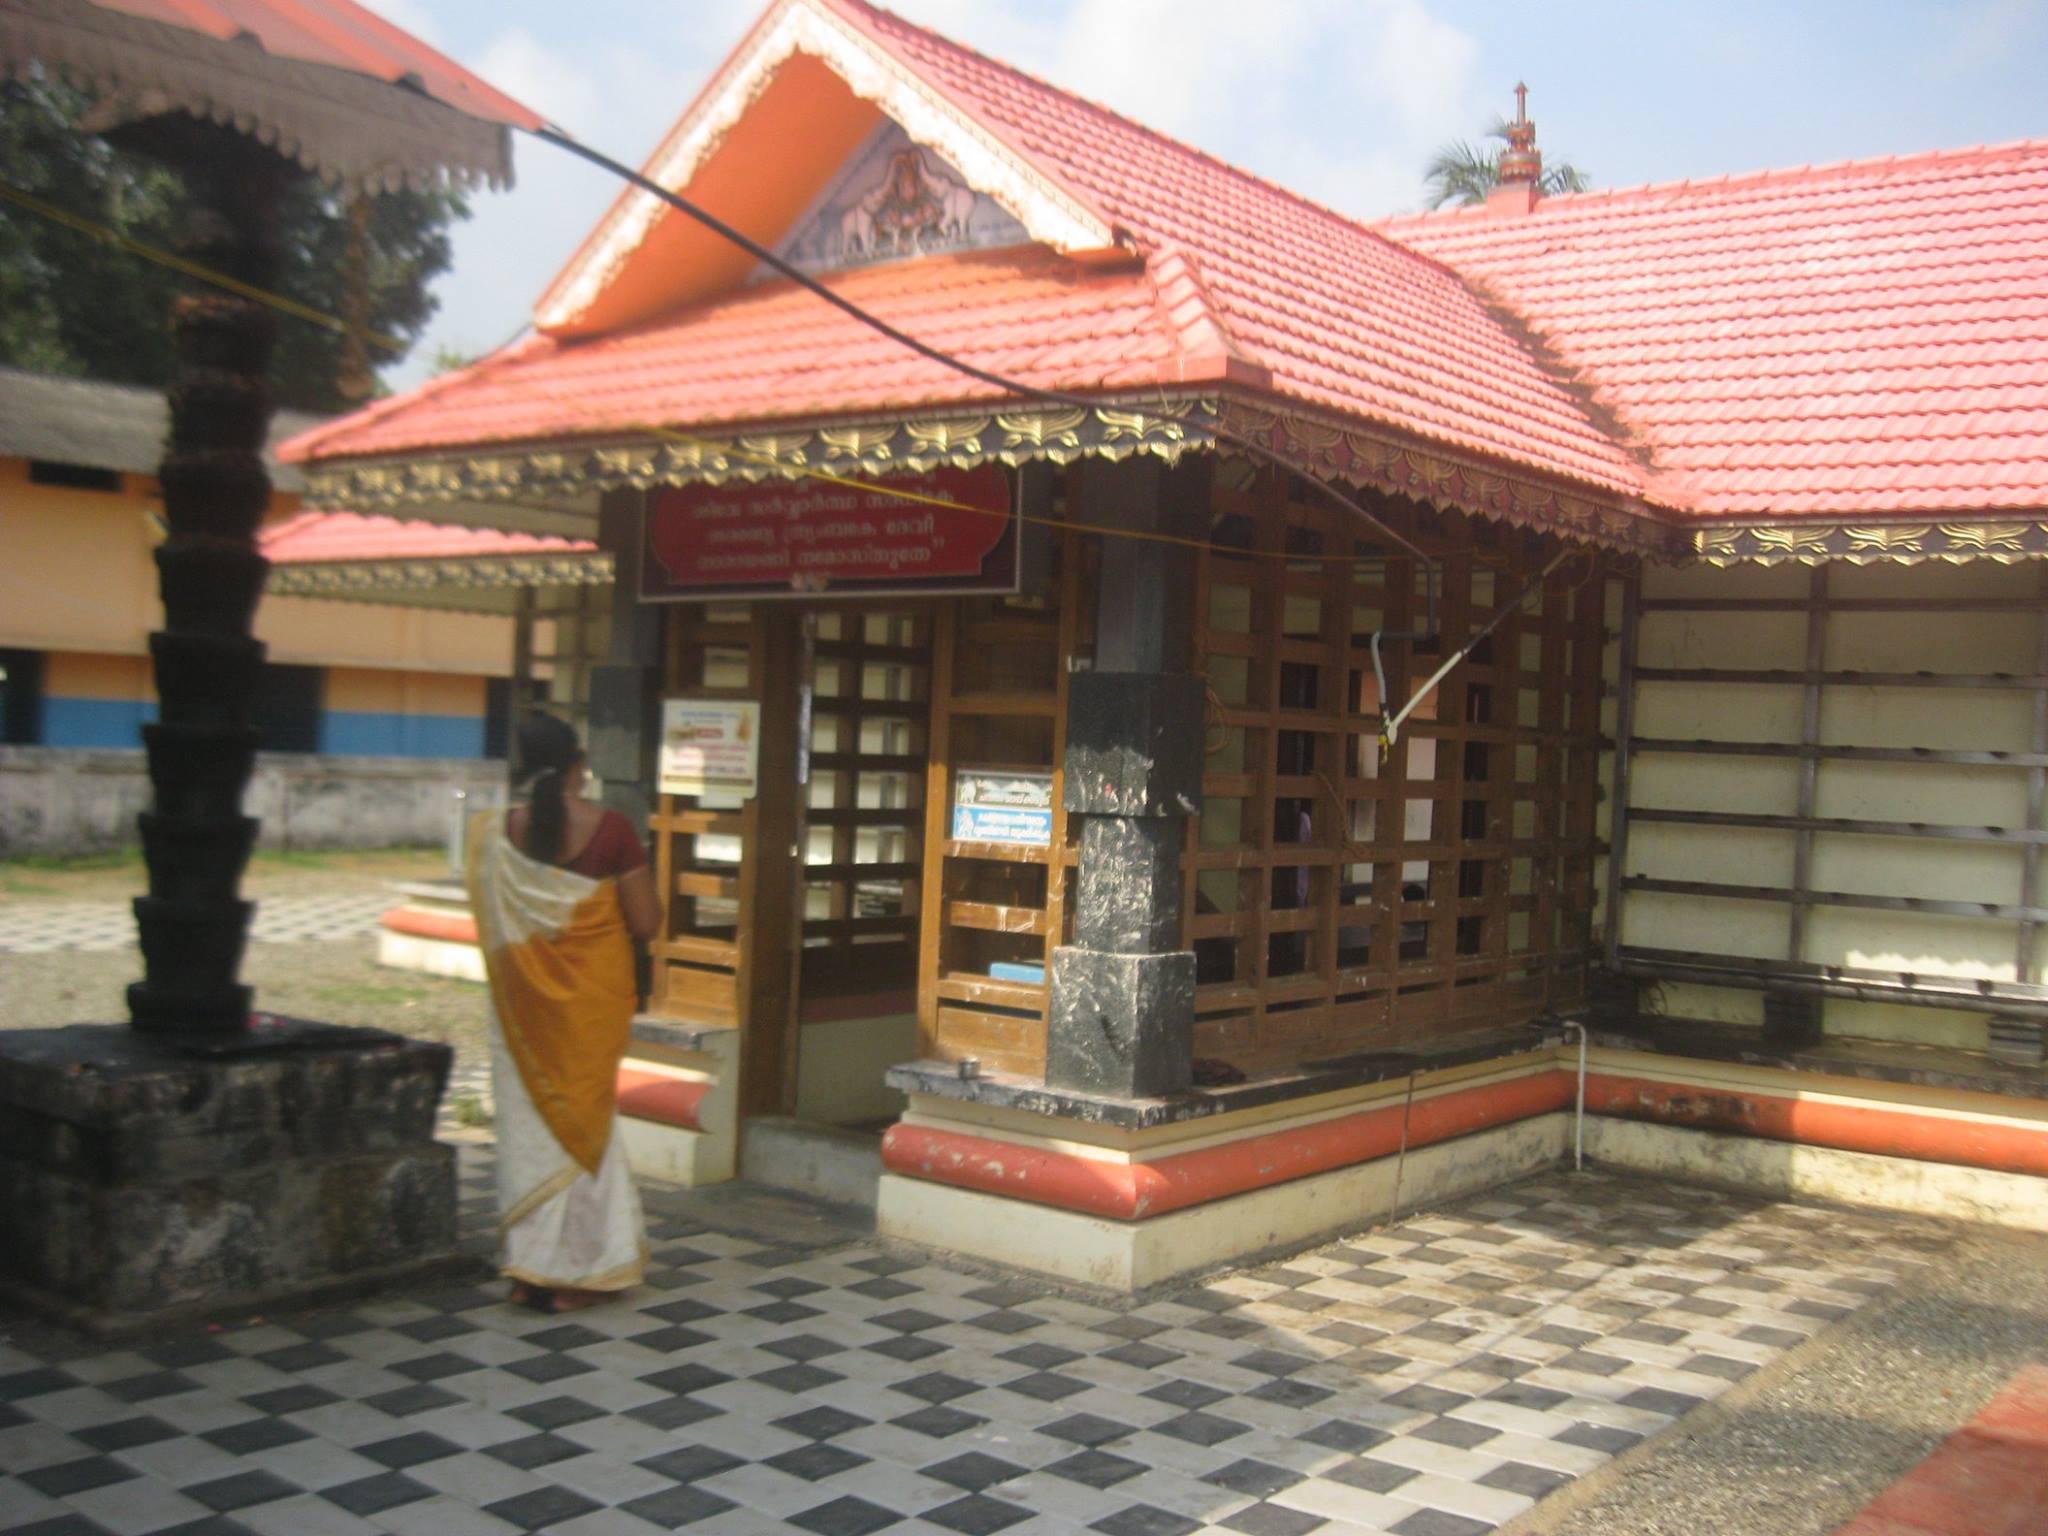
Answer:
top-left (514, 714), bottom-right (581, 865)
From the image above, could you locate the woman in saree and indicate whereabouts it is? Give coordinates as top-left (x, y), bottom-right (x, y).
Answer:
top-left (466, 715), bottom-right (661, 1313)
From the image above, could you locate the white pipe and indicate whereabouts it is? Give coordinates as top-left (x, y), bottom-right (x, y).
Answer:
top-left (1559, 1020), bottom-right (1587, 1171)
top-left (1379, 548), bottom-right (1574, 757)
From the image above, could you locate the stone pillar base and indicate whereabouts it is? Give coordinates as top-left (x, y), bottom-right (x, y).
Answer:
top-left (0, 1022), bottom-right (470, 1336)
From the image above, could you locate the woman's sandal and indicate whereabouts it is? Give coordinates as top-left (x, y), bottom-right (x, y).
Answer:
top-left (509, 1283), bottom-right (557, 1314)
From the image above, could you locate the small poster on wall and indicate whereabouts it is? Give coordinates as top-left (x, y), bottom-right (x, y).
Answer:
top-left (951, 767), bottom-right (1053, 847)
top-left (659, 699), bottom-right (760, 797)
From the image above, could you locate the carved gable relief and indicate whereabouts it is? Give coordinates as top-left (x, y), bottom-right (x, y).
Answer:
top-left (769, 120), bottom-right (1029, 278)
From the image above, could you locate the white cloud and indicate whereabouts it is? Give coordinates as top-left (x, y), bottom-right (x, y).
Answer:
top-left (380, 7), bottom-right (753, 389)
top-left (888, 0), bottom-right (1480, 218)
top-left (353, 0), bottom-right (444, 47)
top-left (382, 0), bottom-right (1480, 390)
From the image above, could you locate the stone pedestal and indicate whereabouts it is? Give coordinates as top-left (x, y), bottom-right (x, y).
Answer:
top-left (0, 1022), bottom-right (466, 1335)
top-left (1045, 457), bottom-right (1209, 1099)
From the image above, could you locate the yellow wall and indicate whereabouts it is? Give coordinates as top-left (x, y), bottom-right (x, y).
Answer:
top-left (1, 454), bottom-right (511, 676)
top-left (43, 651), bottom-right (154, 703)
top-left (0, 461), bottom-right (161, 653)
top-left (326, 667), bottom-right (486, 719)
top-left (259, 598), bottom-right (509, 675)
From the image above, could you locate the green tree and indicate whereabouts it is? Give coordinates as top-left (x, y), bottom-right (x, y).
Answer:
top-left (1424, 118), bottom-right (1589, 209)
top-left (0, 78), bottom-right (466, 412)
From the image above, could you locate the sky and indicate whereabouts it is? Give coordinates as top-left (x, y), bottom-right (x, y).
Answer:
top-left (365, 0), bottom-right (2048, 391)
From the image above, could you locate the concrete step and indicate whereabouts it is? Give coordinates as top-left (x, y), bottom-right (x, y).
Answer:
top-left (740, 1116), bottom-right (883, 1210)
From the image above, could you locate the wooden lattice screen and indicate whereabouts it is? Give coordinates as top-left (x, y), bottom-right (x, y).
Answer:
top-left (650, 603), bottom-right (772, 1031)
top-left (915, 525), bottom-right (1090, 1078)
top-left (800, 609), bottom-right (930, 1002)
top-left (1186, 470), bottom-right (1610, 1073)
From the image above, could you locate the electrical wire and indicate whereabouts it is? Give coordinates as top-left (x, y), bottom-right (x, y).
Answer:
top-left (530, 125), bottom-right (1439, 597)
top-left (0, 178), bottom-right (409, 352)
top-left (2, 172), bottom-right (1446, 576)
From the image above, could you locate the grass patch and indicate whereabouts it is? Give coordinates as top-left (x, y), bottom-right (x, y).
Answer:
top-left (313, 981), bottom-right (431, 1008)
top-left (3, 849), bottom-right (142, 873)
top-left (449, 1092), bottom-right (493, 1129)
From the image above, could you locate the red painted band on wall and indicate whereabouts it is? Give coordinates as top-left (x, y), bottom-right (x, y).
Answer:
top-left (883, 1069), bottom-right (1571, 1221)
top-left (1584, 1072), bottom-right (2048, 1180)
top-left (615, 1069), bottom-right (708, 1131)
top-left (378, 907), bottom-right (478, 944)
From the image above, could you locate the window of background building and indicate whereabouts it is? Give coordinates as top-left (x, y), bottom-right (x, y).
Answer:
top-left (252, 663), bottom-right (323, 754)
top-left (484, 676), bottom-right (513, 760)
top-left (0, 649), bottom-right (45, 745)
top-left (28, 460), bottom-right (123, 493)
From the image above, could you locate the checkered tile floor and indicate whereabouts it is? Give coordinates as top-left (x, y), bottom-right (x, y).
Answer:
top-left (0, 893), bottom-right (393, 954)
top-left (0, 1153), bottom-right (1953, 1536)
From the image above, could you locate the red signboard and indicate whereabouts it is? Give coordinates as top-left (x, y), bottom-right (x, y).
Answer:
top-left (641, 464), bottom-right (1018, 601)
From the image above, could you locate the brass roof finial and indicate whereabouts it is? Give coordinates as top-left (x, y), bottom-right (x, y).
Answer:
top-left (1499, 81), bottom-right (1543, 187)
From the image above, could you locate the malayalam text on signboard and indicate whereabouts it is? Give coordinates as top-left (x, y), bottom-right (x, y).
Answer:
top-left (642, 463), bottom-right (1017, 601)
top-left (658, 699), bottom-right (760, 797)
top-left (951, 767), bottom-right (1053, 847)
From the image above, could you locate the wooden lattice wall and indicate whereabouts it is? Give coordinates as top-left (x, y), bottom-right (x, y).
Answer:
top-left (915, 523), bottom-right (1091, 1078)
top-left (1185, 468), bottom-right (1611, 1074)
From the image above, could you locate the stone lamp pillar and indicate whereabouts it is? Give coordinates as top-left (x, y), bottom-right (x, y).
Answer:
top-left (1046, 458), bottom-right (1208, 1098)
top-left (120, 116), bottom-right (288, 1034)
top-left (0, 115), bottom-right (464, 1335)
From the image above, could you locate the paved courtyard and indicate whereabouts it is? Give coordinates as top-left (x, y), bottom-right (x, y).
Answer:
top-left (0, 891), bottom-right (393, 955)
top-left (0, 1153), bottom-right (1954, 1536)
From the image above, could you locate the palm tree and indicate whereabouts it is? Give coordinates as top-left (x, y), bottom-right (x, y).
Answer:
top-left (1424, 115), bottom-right (1589, 209)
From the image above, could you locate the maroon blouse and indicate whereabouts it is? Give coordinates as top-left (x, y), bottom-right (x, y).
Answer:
top-left (507, 809), bottom-right (647, 880)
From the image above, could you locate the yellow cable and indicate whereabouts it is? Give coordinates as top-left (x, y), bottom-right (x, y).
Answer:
top-left (2, 174), bottom-right (1480, 571)
top-left (0, 179), bottom-right (410, 352)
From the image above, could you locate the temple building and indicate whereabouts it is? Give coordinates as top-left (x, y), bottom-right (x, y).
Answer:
top-left (284, 0), bottom-right (2048, 1286)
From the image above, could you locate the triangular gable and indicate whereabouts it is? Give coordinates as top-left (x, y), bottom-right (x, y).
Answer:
top-left (768, 120), bottom-right (1029, 278)
top-left (535, 0), bottom-right (1117, 337)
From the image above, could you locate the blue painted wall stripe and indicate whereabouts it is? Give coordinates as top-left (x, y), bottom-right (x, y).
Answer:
top-left (42, 697), bottom-right (157, 748)
top-left (318, 710), bottom-right (485, 759)
top-left (39, 699), bottom-right (485, 758)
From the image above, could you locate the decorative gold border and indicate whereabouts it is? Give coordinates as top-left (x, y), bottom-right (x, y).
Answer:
top-left (266, 552), bottom-right (614, 598)
top-left (302, 400), bottom-right (1210, 513)
top-left (1221, 401), bottom-right (1684, 558)
top-left (1694, 520), bottom-right (2048, 565)
top-left (301, 394), bottom-right (2048, 568)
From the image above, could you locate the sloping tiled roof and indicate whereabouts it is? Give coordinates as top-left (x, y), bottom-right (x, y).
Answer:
top-left (0, 367), bottom-right (324, 490)
top-left (282, 244), bottom-right (1183, 463)
top-left (284, 0), bottom-right (1649, 505)
top-left (1379, 140), bottom-right (2048, 517)
top-left (261, 509), bottom-right (596, 563)
top-left (834, 0), bottom-right (1647, 498)
top-left (288, 0), bottom-right (2048, 526)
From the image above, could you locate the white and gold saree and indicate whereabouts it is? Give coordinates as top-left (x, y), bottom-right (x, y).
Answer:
top-left (465, 813), bottom-right (645, 1293)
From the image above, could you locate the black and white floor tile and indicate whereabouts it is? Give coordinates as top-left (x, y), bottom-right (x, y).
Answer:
top-left (0, 1156), bottom-right (1952, 1536)
top-left (0, 893), bottom-right (393, 955)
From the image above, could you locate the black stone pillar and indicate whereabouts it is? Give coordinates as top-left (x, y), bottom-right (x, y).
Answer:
top-left (586, 487), bottom-right (661, 828)
top-left (122, 120), bottom-right (294, 1035)
top-left (1047, 459), bottom-right (1208, 1097)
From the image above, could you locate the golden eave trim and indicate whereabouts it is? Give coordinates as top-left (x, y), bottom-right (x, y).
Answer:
top-left (302, 390), bottom-right (1687, 559)
top-left (300, 398), bottom-right (1214, 515)
top-left (265, 552), bottom-right (615, 598)
top-left (1220, 400), bottom-right (1684, 559)
top-left (1694, 519), bottom-right (2048, 566)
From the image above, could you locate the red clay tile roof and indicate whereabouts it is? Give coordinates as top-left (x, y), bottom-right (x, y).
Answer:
top-left (283, 244), bottom-right (1183, 462)
top-left (284, 0), bottom-right (1649, 504)
top-left (1379, 140), bottom-right (2048, 518)
top-left (832, 0), bottom-right (1648, 498)
top-left (261, 510), bottom-right (594, 562)
top-left (93, 0), bottom-right (542, 130)
top-left (288, 0), bottom-right (2048, 526)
